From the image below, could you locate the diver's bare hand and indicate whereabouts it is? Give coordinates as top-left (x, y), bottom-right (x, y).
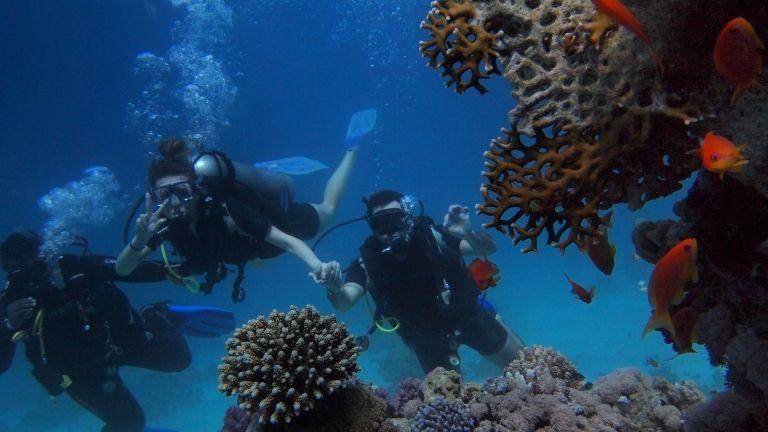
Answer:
top-left (444, 205), bottom-right (472, 238)
top-left (133, 193), bottom-right (169, 246)
top-left (7, 297), bottom-right (36, 330)
top-left (310, 261), bottom-right (341, 284)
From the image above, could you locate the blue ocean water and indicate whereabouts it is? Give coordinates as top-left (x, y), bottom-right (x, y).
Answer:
top-left (0, 1), bottom-right (723, 430)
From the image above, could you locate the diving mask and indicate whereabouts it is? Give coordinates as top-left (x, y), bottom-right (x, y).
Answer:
top-left (151, 181), bottom-right (196, 207)
top-left (369, 208), bottom-right (408, 236)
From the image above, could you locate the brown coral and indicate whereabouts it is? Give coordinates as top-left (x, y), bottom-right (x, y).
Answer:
top-left (479, 110), bottom-right (698, 252)
top-left (218, 305), bottom-right (361, 425)
top-left (419, 0), bottom-right (502, 94)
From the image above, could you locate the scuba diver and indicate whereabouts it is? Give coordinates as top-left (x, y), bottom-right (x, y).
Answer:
top-left (115, 136), bottom-right (359, 300)
top-left (323, 190), bottom-right (526, 374)
top-left (0, 230), bottom-right (235, 432)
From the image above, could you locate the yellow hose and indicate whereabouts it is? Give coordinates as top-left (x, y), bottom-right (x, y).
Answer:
top-left (160, 243), bottom-right (201, 293)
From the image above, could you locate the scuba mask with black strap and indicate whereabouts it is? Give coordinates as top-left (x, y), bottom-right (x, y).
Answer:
top-left (368, 195), bottom-right (422, 259)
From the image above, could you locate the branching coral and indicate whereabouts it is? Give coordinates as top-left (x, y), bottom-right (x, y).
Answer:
top-left (222, 406), bottom-right (253, 432)
top-left (259, 381), bottom-right (388, 432)
top-left (479, 110), bottom-right (697, 252)
top-left (218, 305), bottom-right (360, 425)
top-left (411, 397), bottom-right (476, 432)
top-left (419, 0), bottom-right (502, 94)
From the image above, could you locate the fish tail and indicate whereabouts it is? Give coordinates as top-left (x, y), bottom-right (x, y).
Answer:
top-left (642, 309), bottom-right (675, 338)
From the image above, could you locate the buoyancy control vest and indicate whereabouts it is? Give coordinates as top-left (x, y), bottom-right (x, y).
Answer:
top-left (359, 217), bottom-right (479, 336)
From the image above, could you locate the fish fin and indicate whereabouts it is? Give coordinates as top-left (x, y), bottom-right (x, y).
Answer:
top-left (685, 148), bottom-right (701, 156)
top-left (690, 263), bottom-right (699, 284)
top-left (731, 159), bottom-right (749, 171)
top-left (719, 171), bottom-right (725, 180)
top-left (731, 80), bottom-right (760, 105)
top-left (611, 244), bottom-right (617, 258)
top-left (642, 309), bottom-right (675, 338)
top-left (589, 286), bottom-right (597, 299)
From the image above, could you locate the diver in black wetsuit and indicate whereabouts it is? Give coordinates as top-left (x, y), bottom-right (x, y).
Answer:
top-left (115, 138), bottom-right (350, 300)
top-left (324, 190), bottom-right (526, 374)
top-left (0, 230), bottom-right (191, 432)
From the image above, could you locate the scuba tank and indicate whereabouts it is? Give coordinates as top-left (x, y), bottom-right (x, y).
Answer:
top-left (192, 152), bottom-right (295, 204)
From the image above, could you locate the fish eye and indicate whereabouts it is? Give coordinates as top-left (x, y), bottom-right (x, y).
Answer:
top-left (710, 155), bottom-right (718, 161)
top-left (684, 245), bottom-right (691, 251)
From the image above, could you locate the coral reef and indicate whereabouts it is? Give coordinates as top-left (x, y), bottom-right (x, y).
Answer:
top-left (218, 305), bottom-right (361, 425)
top-left (419, 0), bottom-right (502, 94)
top-left (222, 406), bottom-right (253, 432)
top-left (374, 346), bottom-right (703, 432)
top-left (411, 397), bottom-right (476, 432)
top-left (255, 381), bottom-right (388, 432)
top-left (632, 171), bottom-right (768, 409)
top-left (684, 391), bottom-right (768, 432)
top-left (390, 378), bottom-right (423, 417)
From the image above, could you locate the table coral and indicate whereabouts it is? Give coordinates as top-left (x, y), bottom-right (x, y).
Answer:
top-left (218, 305), bottom-right (360, 425)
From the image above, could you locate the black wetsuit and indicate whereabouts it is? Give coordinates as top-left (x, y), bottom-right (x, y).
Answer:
top-left (0, 255), bottom-right (191, 432)
top-left (150, 192), bottom-right (320, 293)
top-left (346, 219), bottom-right (507, 373)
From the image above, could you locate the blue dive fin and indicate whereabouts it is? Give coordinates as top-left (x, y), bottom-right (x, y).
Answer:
top-left (344, 108), bottom-right (377, 149)
top-left (166, 304), bottom-right (235, 338)
top-left (253, 156), bottom-right (329, 176)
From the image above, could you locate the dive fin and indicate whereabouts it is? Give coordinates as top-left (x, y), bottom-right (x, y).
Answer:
top-left (253, 156), bottom-right (329, 176)
top-left (344, 108), bottom-right (377, 149)
top-left (166, 304), bottom-right (235, 338)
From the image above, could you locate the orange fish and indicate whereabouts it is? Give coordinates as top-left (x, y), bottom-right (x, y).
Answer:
top-left (588, 0), bottom-right (664, 77)
top-left (469, 258), bottom-right (500, 291)
top-left (670, 306), bottom-right (698, 355)
top-left (642, 239), bottom-right (698, 338)
top-left (645, 357), bottom-right (659, 368)
top-left (713, 18), bottom-right (764, 105)
top-left (585, 226), bottom-right (616, 275)
top-left (688, 132), bottom-right (748, 179)
top-left (565, 274), bottom-right (596, 304)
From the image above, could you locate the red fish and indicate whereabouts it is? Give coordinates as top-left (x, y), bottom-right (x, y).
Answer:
top-left (588, 0), bottom-right (664, 77)
top-left (688, 132), bottom-right (748, 179)
top-left (565, 274), bottom-right (596, 304)
top-left (469, 258), bottom-right (500, 291)
top-left (671, 306), bottom-right (698, 355)
top-left (585, 226), bottom-right (616, 275)
top-left (713, 18), bottom-right (764, 105)
top-left (642, 239), bottom-right (698, 338)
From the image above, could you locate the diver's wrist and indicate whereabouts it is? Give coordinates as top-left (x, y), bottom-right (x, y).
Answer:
top-left (129, 237), bottom-right (145, 252)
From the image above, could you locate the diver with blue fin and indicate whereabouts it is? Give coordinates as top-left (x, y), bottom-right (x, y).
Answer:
top-left (116, 109), bottom-right (376, 301)
top-left (0, 230), bottom-right (234, 432)
top-left (322, 190), bottom-right (525, 374)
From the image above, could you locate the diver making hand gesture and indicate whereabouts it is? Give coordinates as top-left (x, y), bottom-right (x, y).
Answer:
top-left (116, 138), bottom-right (349, 300)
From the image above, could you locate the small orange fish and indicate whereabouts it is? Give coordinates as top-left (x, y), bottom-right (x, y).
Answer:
top-left (585, 226), bottom-right (616, 275)
top-left (642, 239), bottom-right (698, 338)
top-left (469, 258), bottom-right (500, 291)
top-left (588, 0), bottom-right (664, 77)
top-left (646, 357), bottom-right (659, 368)
top-left (713, 18), bottom-right (764, 105)
top-left (671, 306), bottom-right (698, 355)
top-left (565, 274), bottom-right (596, 304)
top-left (688, 132), bottom-right (748, 179)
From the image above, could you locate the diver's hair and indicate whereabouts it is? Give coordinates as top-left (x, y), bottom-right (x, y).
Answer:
top-left (1, 230), bottom-right (41, 270)
top-left (364, 190), bottom-right (404, 217)
top-left (148, 138), bottom-right (195, 186)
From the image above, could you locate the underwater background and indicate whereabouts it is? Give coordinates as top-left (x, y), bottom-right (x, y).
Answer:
top-left (0, 1), bottom-right (725, 430)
